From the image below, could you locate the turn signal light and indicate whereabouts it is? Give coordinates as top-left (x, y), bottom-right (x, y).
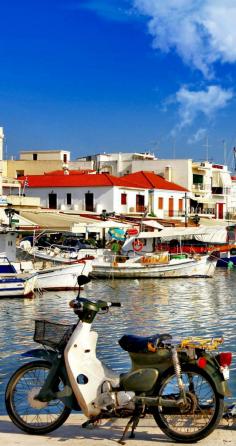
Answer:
top-left (197, 357), bottom-right (207, 368)
top-left (218, 352), bottom-right (232, 367)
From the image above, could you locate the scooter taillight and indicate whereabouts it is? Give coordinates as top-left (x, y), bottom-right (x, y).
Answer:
top-left (197, 357), bottom-right (207, 368)
top-left (218, 352), bottom-right (232, 367)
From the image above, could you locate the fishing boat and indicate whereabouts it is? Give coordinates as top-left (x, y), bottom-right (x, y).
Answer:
top-left (33, 259), bottom-right (92, 290)
top-left (18, 240), bottom-right (103, 264)
top-left (0, 257), bottom-right (36, 298)
top-left (14, 258), bottom-right (93, 291)
top-left (91, 250), bottom-right (217, 278)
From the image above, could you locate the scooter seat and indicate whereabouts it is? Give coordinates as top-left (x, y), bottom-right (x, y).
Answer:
top-left (119, 333), bottom-right (172, 353)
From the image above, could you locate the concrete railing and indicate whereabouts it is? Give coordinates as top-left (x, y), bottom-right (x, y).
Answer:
top-left (6, 195), bottom-right (40, 207)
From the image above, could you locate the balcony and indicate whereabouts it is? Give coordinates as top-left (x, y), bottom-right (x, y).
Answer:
top-left (212, 187), bottom-right (223, 195)
top-left (4, 195), bottom-right (41, 207)
top-left (2, 177), bottom-right (21, 188)
top-left (192, 183), bottom-right (211, 193)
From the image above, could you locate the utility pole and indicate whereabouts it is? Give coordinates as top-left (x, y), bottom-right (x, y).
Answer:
top-left (184, 193), bottom-right (188, 227)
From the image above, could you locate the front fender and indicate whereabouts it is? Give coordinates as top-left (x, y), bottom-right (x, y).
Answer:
top-left (22, 349), bottom-right (80, 410)
top-left (22, 348), bottom-right (57, 362)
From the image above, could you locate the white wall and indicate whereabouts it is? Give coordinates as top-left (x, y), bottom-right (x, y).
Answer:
top-left (131, 159), bottom-right (192, 190)
top-left (25, 186), bottom-right (149, 213)
top-left (20, 151), bottom-right (70, 161)
top-left (113, 188), bottom-right (148, 213)
top-left (151, 190), bottom-right (186, 218)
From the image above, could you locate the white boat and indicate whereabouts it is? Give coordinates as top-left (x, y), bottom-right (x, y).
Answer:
top-left (18, 241), bottom-right (104, 264)
top-left (91, 251), bottom-right (217, 279)
top-left (0, 258), bottom-right (36, 298)
top-left (34, 260), bottom-right (92, 290)
top-left (15, 258), bottom-right (93, 291)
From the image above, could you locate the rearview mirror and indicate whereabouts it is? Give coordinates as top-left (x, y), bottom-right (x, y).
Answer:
top-left (77, 275), bottom-right (91, 286)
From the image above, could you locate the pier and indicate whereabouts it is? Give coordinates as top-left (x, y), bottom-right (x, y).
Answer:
top-left (0, 414), bottom-right (235, 445)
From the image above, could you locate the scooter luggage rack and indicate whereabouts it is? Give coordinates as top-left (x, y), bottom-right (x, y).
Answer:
top-left (34, 319), bottom-right (74, 350)
top-left (180, 337), bottom-right (224, 350)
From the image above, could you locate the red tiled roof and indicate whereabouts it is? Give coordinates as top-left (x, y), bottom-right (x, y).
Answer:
top-left (122, 171), bottom-right (188, 192)
top-left (18, 173), bottom-right (141, 188)
top-left (44, 170), bottom-right (95, 175)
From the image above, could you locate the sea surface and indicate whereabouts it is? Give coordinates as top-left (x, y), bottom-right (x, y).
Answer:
top-left (0, 268), bottom-right (236, 414)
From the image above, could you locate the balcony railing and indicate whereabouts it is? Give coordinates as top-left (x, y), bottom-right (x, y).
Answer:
top-left (2, 177), bottom-right (21, 186)
top-left (192, 183), bottom-right (205, 191)
top-left (5, 195), bottom-right (40, 207)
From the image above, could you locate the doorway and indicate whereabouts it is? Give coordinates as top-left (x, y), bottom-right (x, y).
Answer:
top-left (48, 193), bottom-right (57, 209)
top-left (218, 203), bottom-right (224, 219)
top-left (85, 192), bottom-right (94, 212)
top-left (168, 197), bottom-right (174, 217)
top-left (136, 195), bottom-right (145, 212)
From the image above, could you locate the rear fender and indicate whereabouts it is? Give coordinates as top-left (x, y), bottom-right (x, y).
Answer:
top-left (202, 359), bottom-right (231, 397)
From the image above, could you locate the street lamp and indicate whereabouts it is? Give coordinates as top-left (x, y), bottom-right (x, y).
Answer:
top-left (4, 203), bottom-right (16, 228)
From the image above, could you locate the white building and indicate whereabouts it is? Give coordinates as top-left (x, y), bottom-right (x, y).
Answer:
top-left (18, 170), bottom-right (188, 219)
top-left (80, 152), bottom-right (233, 219)
top-left (76, 152), bottom-right (156, 176)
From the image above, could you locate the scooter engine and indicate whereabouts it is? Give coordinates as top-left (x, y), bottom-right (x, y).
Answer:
top-left (95, 381), bottom-right (135, 410)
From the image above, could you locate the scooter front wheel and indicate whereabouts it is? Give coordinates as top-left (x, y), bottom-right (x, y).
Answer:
top-left (152, 364), bottom-right (224, 443)
top-left (5, 360), bottom-right (71, 435)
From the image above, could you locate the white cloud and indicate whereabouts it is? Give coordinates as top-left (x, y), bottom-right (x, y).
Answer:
top-left (134, 0), bottom-right (236, 77)
top-left (175, 85), bottom-right (233, 129)
top-left (188, 128), bottom-right (207, 144)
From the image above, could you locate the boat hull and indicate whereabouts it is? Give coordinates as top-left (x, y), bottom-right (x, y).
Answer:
top-left (0, 274), bottom-right (36, 298)
top-left (35, 260), bottom-right (92, 290)
top-left (91, 256), bottom-right (217, 279)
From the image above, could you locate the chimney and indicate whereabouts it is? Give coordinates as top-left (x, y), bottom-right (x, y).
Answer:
top-left (164, 165), bottom-right (172, 182)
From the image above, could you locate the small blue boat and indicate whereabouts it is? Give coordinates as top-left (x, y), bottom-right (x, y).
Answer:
top-left (0, 257), bottom-right (36, 298)
top-left (217, 248), bottom-right (236, 267)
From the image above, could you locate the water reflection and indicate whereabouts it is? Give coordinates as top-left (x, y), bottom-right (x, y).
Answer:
top-left (0, 269), bottom-right (235, 414)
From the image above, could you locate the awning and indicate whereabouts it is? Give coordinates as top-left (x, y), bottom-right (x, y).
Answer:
top-left (137, 226), bottom-right (228, 243)
top-left (143, 220), bottom-right (164, 230)
top-left (194, 198), bottom-right (216, 205)
top-left (219, 171), bottom-right (232, 187)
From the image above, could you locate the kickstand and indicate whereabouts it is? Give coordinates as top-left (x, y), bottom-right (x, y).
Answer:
top-left (118, 414), bottom-right (141, 445)
top-left (82, 416), bottom-right (100, 429)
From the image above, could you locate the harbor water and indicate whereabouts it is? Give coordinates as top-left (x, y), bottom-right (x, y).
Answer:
top-left (0, 268), bottom-right (236, 414)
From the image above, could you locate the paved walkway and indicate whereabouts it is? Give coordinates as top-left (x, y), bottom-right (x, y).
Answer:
top-left (0, 414), bottom-right (235, 446)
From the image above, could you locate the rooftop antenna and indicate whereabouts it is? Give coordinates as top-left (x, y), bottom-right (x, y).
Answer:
top-left (233, 147), bottom-right (236, 172)
top-left (172, 137), bottom-right (176, 159)
top-left (203, 136), bottom-right (210, 162)
top-left (222, 139), bottom-right (227, 166)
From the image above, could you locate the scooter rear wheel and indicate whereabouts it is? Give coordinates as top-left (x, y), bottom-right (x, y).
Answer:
top-left (5, 360), bottom-right (71, 435)
top-left (152, 364), bottom-right (224, 443)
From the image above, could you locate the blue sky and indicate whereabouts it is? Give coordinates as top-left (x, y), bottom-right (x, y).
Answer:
top-left (1, 0), bottom-right (236, 167)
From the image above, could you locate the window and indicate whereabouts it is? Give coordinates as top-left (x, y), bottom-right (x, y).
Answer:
top-left (158, 197), bottom-right (163, 209)
top-left (67, 193), bottom-right (72, 205)
top-left (33, 153), bottom-right (37, 161)
top-left (16, 170), bottom-right (24, 178)
top-left (63, 154), bottom-right (67, 163)
top-left (121, 193), bottom-right (127, 205)
top-left (193, 174), bottom-right (203, 184)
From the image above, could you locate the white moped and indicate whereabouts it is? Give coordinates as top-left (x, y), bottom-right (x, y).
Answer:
top-left (5, 275), bottom-right (232, 444)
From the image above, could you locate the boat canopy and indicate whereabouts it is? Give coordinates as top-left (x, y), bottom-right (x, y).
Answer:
top-left (137, 226), bottom-right (230, 244)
